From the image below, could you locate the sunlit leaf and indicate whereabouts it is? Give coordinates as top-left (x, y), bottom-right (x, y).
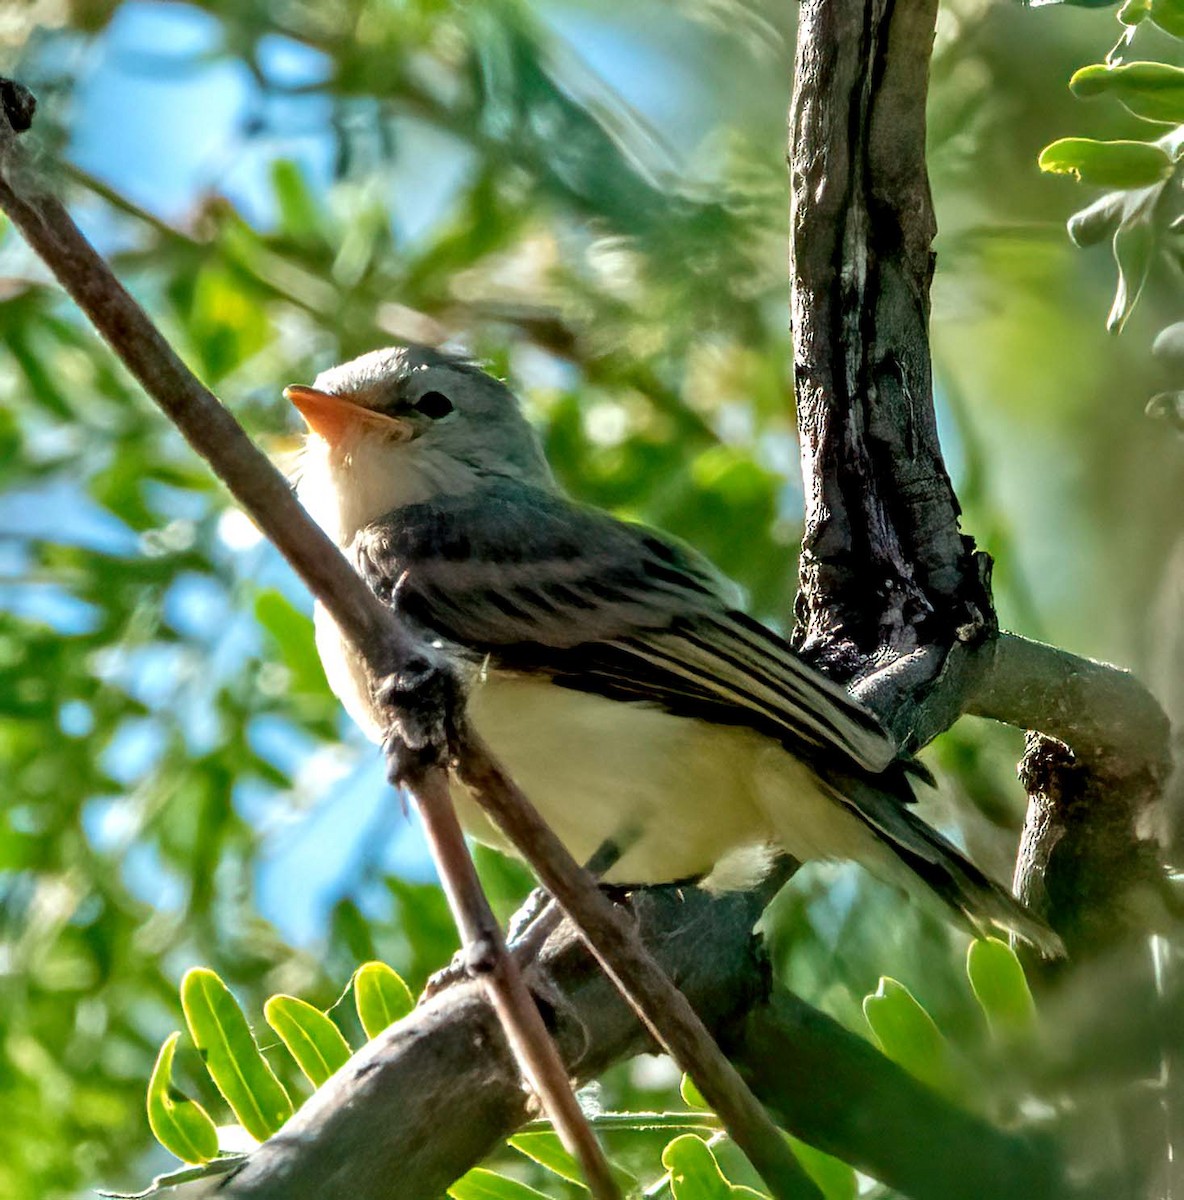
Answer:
top-left (661, 1134), bottom-right (766, 1199)
top-left (353, 961), bottom-right (415, 1039)
top-left (509, 1131), bottom-right (584, 1185)
top-left (966, 939), bottom-right (1037, 1042)
top-left (448, 1167), bottom-right (553, 1200)
top-left (680, 1072), bottom-right (709, 1110)
top-left (862, 978), bottom-right (959, 1099)
top-left (1038, 137), bottom-right (1174, 188)
top-left (263, 995), bottom-right (353, 1088)
top-left (1071, 63), bottom-right (1184, 123)
top-left (180, 969), bottom-right (293, 1142)
top-left (145, 1033), bottom-right (220, 1165)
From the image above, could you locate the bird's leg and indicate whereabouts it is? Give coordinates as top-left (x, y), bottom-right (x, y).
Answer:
top-left (502, 833), bottom-right (632, 962)
top-left (421, 835), bottom-right (628, 1000)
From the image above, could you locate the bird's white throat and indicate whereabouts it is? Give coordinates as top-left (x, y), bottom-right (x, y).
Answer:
top-left (297, 430), bottom-right (482, 547)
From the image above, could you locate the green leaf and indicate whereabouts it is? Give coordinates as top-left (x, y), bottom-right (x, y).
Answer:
top-left (180, 968), bottom-right (293, 1142)
top-left (448, 1167), bottom-right (553, 1200)
top-left (263, 995), bottom-right (353, 1088)
top-left (253, 589), bottom-right (332, 699)
top-left (1038, 138), bottom-right (1173, 188)
top-left (680, 1072), bottom-right (709, 1110)
top-left (966, 939), bottom-right (1037, 1041)
top-left (1119, 0), bottom-right (1152, 24)
top-left (1108, 214), bottom-right (1155, 332)
top-left (353, 961), bottom-right (415, 1040)
top-left (1070, 63), bottom-right (1184, 124)
top-left (662, 1134), bottom-right (766, 1199)
top-left (187, 264), bottom-right (271, 382)
top-left (1150, 0), bottom-right (1184, 37)
top-left (862, 978), bottom-right (957, 1098)
top-left (145, 1032), bottom-right (220, 1165)
top-left (271, 159), bottom-right (326, 245)
top-left (509, 1130), bottom-right (639, 1193)
top-left (509, 1131), bottom-right (584, 1185)
top-left (788, 1139), bottom-right (856, 1200)
top-left (1067, 191), bottom-right (1127, 246)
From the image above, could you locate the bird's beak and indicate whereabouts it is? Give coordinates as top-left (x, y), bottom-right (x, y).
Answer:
top-left (284, 385), bottom-right (412, 444)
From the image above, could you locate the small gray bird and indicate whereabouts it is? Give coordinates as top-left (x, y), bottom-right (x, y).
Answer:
top-left (286, 344), bottom-right (1055, 952)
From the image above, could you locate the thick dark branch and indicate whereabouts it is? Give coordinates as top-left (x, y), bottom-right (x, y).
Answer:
top-left (970, 637), bottom-right (1171, 960)
top-left (789, 0), bottom-right (989, 692)
top-left (787, 0), bottom-right (1170, 970)
top-left (970, 634), bottom-right (1171, 780)
top-left (218, 879), bottom-right (1063, 1200)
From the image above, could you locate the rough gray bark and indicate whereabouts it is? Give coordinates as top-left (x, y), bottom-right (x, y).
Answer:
top-left (789, 0), bottom-right (989, 700)
top-left (787, 0), bottom-right (1170, 967)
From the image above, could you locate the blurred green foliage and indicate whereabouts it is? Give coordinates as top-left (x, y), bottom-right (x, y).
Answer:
top-left (0, 0), bottom-right (1181, 1197)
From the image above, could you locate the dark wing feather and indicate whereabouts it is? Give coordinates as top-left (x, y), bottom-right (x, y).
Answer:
top-left (352, 482), bottom-right (896, 772)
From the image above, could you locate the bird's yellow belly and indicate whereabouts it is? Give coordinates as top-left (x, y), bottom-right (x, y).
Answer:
top-left (456, 672), bottom-right (778, 885)
top-left (313, 605), bottom-right (873, 888)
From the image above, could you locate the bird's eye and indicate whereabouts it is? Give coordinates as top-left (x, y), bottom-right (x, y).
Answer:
top-left (413, 391), bottom-right (454, 420)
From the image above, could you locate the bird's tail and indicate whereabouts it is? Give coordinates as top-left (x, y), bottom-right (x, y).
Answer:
top-left (774, 758), bottom-right (1063, 957)
top-left (753, 748), bottom-right (1070, 955)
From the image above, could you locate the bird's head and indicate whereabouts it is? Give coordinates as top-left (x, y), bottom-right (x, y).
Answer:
top-left (286, 344), bottom-right (553, 545)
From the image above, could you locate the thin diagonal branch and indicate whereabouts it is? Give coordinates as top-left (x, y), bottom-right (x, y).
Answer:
top-left (408, 766), bottom-right (621, 1199)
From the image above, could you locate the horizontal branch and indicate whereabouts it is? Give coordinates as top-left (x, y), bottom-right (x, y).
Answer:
top-left (216, 878), bottom-right (1063, 1200)
top-left (969, 633), bottom-right (1171, 782)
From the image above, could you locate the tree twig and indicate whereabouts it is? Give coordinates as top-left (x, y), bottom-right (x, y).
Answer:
top-left (407, 765), bottom-right (621, 1200)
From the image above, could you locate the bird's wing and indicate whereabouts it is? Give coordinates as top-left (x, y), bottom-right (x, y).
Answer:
top-left (352, 482), bottom-right (897, 773)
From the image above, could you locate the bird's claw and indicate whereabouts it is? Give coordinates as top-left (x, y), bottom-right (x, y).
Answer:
top-left (375, 652), bottom-right (463, 786)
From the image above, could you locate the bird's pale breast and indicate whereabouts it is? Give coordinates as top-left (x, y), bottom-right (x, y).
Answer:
top-left (314, 603), bottom-right (879, 886)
